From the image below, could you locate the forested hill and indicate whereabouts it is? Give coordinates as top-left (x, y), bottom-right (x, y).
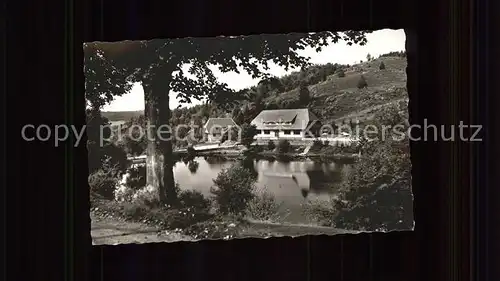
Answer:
top-left (101, 51), bottom-right (407, 126)
top-left (101, 110), bottom-right (144, 121)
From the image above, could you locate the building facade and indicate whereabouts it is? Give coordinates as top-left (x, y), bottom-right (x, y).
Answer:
top-left (250, 108), bottom-right (321, 141)
top-left (203, 118), bottom-right (239, 143)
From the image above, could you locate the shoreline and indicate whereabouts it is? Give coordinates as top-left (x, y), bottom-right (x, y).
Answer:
top-left (175, 150), bottom-right (360, 162)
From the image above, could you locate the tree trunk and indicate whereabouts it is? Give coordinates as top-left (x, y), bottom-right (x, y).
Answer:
top-left (143, 79), bottom-right (177, 206)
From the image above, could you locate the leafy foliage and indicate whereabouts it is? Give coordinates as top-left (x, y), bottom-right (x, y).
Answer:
top-left (120, 115), bottom-right (148, 156)
top-left (187, 160), bottom-right (200, 174)
top-left (125, 165), bottom-right (146, 191)
top-left (267, 140), bottom-right (276, 151)
top-left (84, 31), bottom-right (372, 204)
top-left (86, 109), bottom-right (128, 175)
top-left (379, 61), bottom-right (386, 70)
top-left (378, 51), bottom-right (406, 58)
top-left (85, 31), bottom-right (371, 105)
top-left (246, 188), bottom-right (284, 222)
top-left (277, 139), bottom-right (291, 154)
top-left (88, 169), bottom-right (119, 200)
top-left (210, 165), bottom-right (257, 216)
top-left (239, 124), bottom-right (258, 147)
top-left (304, 102), bottom-right (413, 231)
top-left (337, 69), bottom-right (346, 78)
top-left (83, 48), bottom-right (132, 109)
top-left (178, 190), bottom-right (211, 213)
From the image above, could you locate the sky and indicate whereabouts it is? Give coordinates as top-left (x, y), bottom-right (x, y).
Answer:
top-left (102, 29), bottom-right (405, 112)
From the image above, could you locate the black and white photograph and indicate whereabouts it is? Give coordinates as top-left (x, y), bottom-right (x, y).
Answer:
top-left (85, 29), bottom-right (413, 245)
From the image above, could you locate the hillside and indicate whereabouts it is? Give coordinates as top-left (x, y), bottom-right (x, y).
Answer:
top-left (101, 110), bottom-right (144, 122)
top-left (99, 54), bottom-right (408, 126)
top-left (265, 55), bottom-right (407, 125)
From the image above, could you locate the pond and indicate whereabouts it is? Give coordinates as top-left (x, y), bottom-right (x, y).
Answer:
top-left (173, 155), bottom-right (353, 224)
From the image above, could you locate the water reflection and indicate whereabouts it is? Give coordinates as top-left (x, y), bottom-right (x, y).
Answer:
top-left (171, 155), bottom-right (352, 223)
top-left (187, 160), bottom-right (199, 174)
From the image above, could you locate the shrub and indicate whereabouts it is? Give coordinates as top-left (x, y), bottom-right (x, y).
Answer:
top-left (123, 203), bottom-right (149, 220)
top-left (357, 75), bottom-right (368, 89)
top-left (125, 165), bottom-right (146, 191)
top-left (304, 105), bottom-right (413, 232)
top-left (277, 139), bottom-right (291, 154)
top-left (312, 139), bottom-right (323, 151)
top-left (184, 218), bottom-right (242, 240)
top-left (187, 145), bottom-right (196, 157)
top-left (187, 160), bottom-right (199, 174)
top-left (178, 190), bottom-right (211, 213)
top-left (323, 140), bottom-right (330, 146)
top-left (337, 69), bottom-right (346, 78)
top-left (379, 61), bottom-right (386, 70)
top-left (210, 165), bottom-right (257, 216)
top-left (246, 188), bottom-right (283, 222)
top-left (143, 207), bottom-right (212, 230)
top-left (88, 169), bottom-right (119, 200)
top-left (302, 199), bottom-right (337, 226)
top-left (267, 140), bottom-right (276, 151)
top-left (240, 124), bottom-right (258, 148)
top-left (133, 188), bottom-right (160, 209)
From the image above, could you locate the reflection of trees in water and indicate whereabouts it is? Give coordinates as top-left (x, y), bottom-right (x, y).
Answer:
top-left (203, 155), bottom-right (228, 166)
top-left (300, 188), bottom-right (309, 198)
top-left (239, 156), bottom-right (258, 180)
top-left (276, 155), bottom-right (292, 163)
top-left (306, 168), bottom-right (344, 192)
top-left (187, 160), bottom-right (199, 174)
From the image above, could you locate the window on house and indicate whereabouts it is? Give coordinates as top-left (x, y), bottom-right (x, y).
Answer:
top-left (293, 130), bottom-right (302, 135)
top-left (284, 130), bottom-right (291, 134)
top-left (264, 130), bottom-right (270, 134)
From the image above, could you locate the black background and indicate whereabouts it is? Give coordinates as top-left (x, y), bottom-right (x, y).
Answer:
top-left (5, 0), bottom-right (498, 280)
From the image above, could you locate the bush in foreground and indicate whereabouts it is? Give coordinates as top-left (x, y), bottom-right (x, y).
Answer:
top-left (303, 104), bottom-right (413, 232)
top-left (210, 165), bottom-right (257, 217)
top-left (178, 189), bottom-right (211, 213)
top-left (88, 169), bottom-right (119, 200)
top-left (246, 188), bottom-right (284, 222)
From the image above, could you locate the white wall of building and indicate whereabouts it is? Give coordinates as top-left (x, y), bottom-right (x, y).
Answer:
top-left (254, 129), bottom-right (305, 140)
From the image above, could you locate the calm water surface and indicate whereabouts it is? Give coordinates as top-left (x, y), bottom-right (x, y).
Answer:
top-left (173, 156), bottom-right (353, 223)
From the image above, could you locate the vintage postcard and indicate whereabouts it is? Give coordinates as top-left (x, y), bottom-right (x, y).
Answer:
top-left (85, 29), bottom-right (413, 245)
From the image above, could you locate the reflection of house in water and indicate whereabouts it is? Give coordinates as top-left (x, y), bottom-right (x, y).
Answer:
top-left (255, 160), bottom-right (313, 199)
top-left (254, 159), bottom-right (349, 199)
top-left (257, 170), bottom-right (311, 198)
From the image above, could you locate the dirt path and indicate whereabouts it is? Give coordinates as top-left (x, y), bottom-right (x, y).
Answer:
top-left (91, 214), bottom-right (193, 245)
top-left (243, 219), bottom-right (358, 238)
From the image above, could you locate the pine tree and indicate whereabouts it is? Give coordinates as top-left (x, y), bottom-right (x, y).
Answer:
top-left (379, 61), bottom-right (386, 70)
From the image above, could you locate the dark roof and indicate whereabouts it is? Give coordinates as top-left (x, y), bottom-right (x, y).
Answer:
top-left (204, 118), bottom-right (238, 133)
top-left (250, 108), bottom-right (318, 130)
